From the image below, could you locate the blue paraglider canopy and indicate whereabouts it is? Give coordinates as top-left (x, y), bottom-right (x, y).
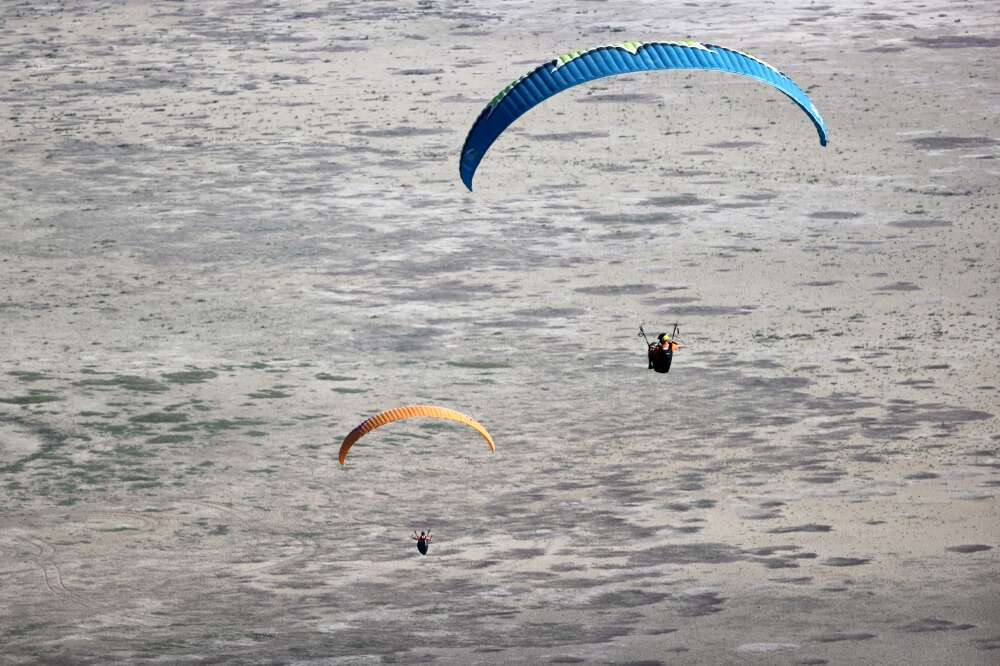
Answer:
top-left (459, 40), bottom-right (829, 191)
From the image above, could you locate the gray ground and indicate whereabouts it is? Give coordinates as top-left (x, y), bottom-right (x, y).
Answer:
top-left (1, 1), bottom-right (998, 664)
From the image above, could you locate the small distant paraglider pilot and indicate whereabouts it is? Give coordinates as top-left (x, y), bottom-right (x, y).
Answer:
top-left (412, 530), bottom-right (432, 555)
top-left (648, 330), bottom-right (684, 374)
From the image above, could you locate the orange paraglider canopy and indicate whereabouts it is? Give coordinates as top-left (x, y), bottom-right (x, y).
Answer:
top-left (338, 405), bottom-right (496, 465)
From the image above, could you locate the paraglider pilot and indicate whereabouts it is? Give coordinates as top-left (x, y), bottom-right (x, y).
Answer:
top-left (412, 530), bottom-right (432, 556)
top-left (648, 329), bottom-right (684, 374)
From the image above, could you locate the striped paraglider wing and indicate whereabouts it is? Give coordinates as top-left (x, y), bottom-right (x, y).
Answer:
top-left (338, 405), bottom-right (496, 465)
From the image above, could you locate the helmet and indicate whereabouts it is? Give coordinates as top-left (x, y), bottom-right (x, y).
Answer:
top-left (658, 333), bottom-right (670, 343)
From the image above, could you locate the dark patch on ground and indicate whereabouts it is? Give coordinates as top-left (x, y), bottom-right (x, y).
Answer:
top-left (578, 93), bottom-right (662, 104)
top-left (678, 591), bottom-right (726, 617)
top-left (945, 544), bottom-right (992, 554)
top-left (908, 136), bottom-right (999, 150)
top-left (705, 141), bottom-right (763, 149)
top-left (808, 211), bottom-right (863, 220)
top-left (129, 411), bottom-right (189, 424)
top-left (247, 388), bottom-right (292, 399)
top-left (7, 371), bottom-right (52, 382)
top-left (863, 44), bottom-right (906, 53)
top-left (74, 374), bottom-right (169, 393)
top-left (394, 68), bottom-right (444, 75)
top-left (574, 284), bottom-right (657, 296)
top-left (163, 369), bottom-right (218, 384)
top-left (666, 305), bottom-right (755, 316)
top-left (147, 434), bottom-right (194, 444)
top-left (669, 499), bottom-right (716, 511)
top-left (641, 296), bottom-right (700, 308)
top-left (823, 557), bottom-right (870, 567)
top-left (889, 219), bottom-right (952, 229)
top-left (771, 576), bottom-right (814, 585)
top-left (645, 194), bottom-right (709, 207)
top-left (588, 589), bottom-right (670, 608)
top-left (584, 211), bottom-right (678, 225)
top-left (973, 636), bottom-right (1000, 650)
top-left (899, 618), bottom-right (975, 632)
top-left (800, 474), bottom-right (843, 484)
top-left (769, 524), bottom-right (832, 534)
top-left (911, 36), bottom-right (1000, 49)
top-left (0, 391), bottom-right (61, 404)
top-left (813, 632), bottom-right (877, 642)
top-left (446, 360), bottom-right (511, 370)
top-left (628, 543), bottom-right (745, 566)
top-left (715, 201), bottom-right (765, 209)
top-left (877, 282), bottom-right (920, 292)
top-left (524, 131), bottom-right (609, 142)
top-left (904, 472), bottom-right (938, 480)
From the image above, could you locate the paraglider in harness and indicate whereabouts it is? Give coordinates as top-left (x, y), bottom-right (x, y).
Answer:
top-left (640, 323), bottom-right (680, 374)
top-left (413, 529), bottom-right (432, 555)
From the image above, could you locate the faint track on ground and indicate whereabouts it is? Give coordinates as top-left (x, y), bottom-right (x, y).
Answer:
top-left (15, 532), bottom-right (99, 613)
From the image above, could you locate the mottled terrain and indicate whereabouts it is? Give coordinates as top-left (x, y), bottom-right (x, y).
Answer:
top-left (1, 1), bottom-right (998, 664)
